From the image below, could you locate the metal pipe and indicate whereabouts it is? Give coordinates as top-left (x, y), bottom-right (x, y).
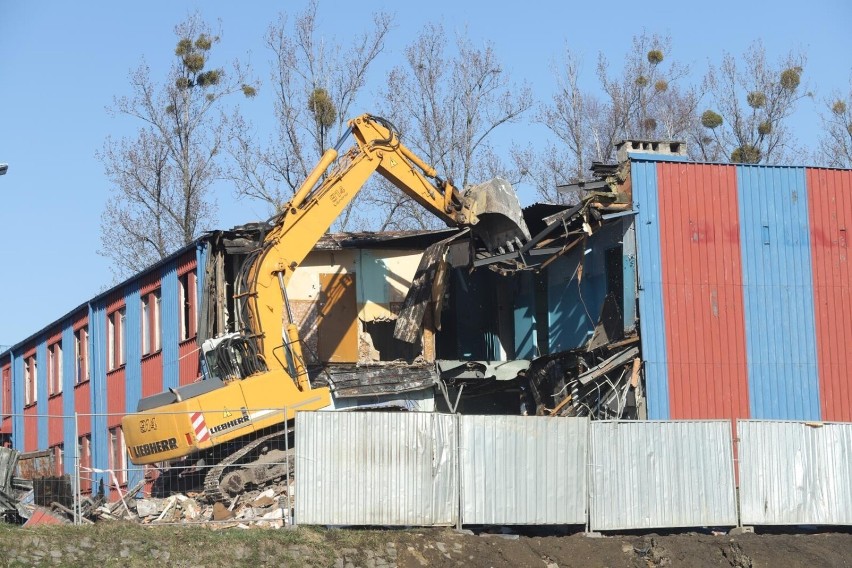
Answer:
top-left (277, 272), bottom-right (294, 325)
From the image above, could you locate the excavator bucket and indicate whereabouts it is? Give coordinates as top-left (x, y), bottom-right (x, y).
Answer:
top-left (462, 178), bottom-right (531, 254)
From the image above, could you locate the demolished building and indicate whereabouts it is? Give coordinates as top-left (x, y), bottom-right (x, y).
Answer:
top-left (1, 140), bottom-right (851, 505)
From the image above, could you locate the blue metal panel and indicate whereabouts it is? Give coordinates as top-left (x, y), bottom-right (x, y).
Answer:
top-left (11, 351), bottom-right (24, 449)
top-left (61, 323), bottom-right (76, 475)
top-left (622, 217), bottom-right (638, 332)
top-left (737, 166), bottom-right (821, 420)
top-left (123, 283), bottom-right (144, 490)
top-left (161, 261), bottom-right (180, 390)
top-left (547, 222), bottom-right (619, 353)
top-left (631, 161), bottom-right (670, 419)
top-left (357, 250), bottom-right (390, 306)
top-left (124, 284), bottom-right (141, 412)
top-left (88, 301), bottom-right (110, 493)
top-left (512, 272), bottom-right (537, 358)
top-left (36, 340), bottom-right (48, 449)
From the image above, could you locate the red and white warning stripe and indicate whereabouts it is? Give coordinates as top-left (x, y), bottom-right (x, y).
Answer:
top-left (190, 411), bottom-right (210, 443)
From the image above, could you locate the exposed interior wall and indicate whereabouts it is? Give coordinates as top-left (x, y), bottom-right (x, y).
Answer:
top-left (546, 222), bottom-right (624, 353)
top-left (286, 249), bottom-right (429, 365)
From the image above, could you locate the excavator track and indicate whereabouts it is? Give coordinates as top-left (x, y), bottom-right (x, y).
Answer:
top-left (203, 426), bottom-right (294, 504)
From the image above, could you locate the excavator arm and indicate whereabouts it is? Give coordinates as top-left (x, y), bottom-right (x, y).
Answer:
top-left (241, 114), bottom-right (490, 390)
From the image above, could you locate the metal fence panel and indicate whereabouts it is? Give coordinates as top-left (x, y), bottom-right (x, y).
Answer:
top-left (739, 420), bottom-right (852, 525)
top-left (590, 420), bottom-right (737, 531)
top-left (295, 411), bottom-right (457, 526)
top-left (460, 415), bottom-right (587, 525)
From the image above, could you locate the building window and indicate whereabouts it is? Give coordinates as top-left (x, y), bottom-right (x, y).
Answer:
top-left (78, 434), bottom-right (92, 492)
top-left (141, 296), bottom-right (150, 355)
top-left (153, 290), bottom-right (161, 352)
top-left (24, 355), bottom-right (37, 406)
top-left (179, 272), bottom-right (195, 341)
top-left (109, 427), bottom-right (127, 485)
top-left (108, 307), bottom-right (126, 371)
top-left (75, 326), bottom-right (89, 384)
top-left (141, 290), bottom-right (161, 355)
top-left (48, 342), bottom-right (63, 396)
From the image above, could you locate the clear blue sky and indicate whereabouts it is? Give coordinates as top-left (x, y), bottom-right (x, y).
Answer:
top-left (1, 0), bottom-right (850, 346)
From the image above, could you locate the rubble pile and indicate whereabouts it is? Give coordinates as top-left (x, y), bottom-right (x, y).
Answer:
top-left (129, 486), bottom-right (291, 529)
top-left (2, 444), bottom-right (296, 528)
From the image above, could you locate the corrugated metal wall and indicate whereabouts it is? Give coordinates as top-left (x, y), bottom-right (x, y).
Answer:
top-left (459, 415), bottom-right (587, 525)
top-left (737, 166), bottom-right (820, 420)
top-left (807, 169), bottom-right (852, 421)
top-left (633, 159), bottom-right (852, 421)
top-left (88, 301), bottom-right (109, 491)
top-left (589, 420), bottom-right (737, 530)
top-left (296, 412), bottom-right (458, 526)
top-left (632, 160), bottom-right (672, 419)
top-left (161, 261), bottom-right (180, 391)
top-left (739, 420), bottom-right (852, 525)
top-left (11, 352), bottom-right (24, 449)
top-left (61, 322), bottom-right (76, 475)
top-left (36, 340), bottom-right (48, 449)
top-left (656, 163), bottom-right (750, 420)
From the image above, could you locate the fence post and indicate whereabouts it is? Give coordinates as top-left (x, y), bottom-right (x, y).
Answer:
top-left (455, 412), bottom-right (462, 531)
top-left (283, 405), bottom-right (293, 528)
top-left (585, 417), bottom-right (592, 533)
top-left (73, 411), bottom-right (80, 526)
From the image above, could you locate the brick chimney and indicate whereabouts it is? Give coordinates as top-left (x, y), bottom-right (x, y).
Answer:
top-left (615, 139), bottom-right (686, 163)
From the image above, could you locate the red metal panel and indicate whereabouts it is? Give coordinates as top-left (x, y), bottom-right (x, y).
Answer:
top-left (0, 417), bottom-right (10, 435)
top-left (23, 406), bottom-right (37, 452)
top-left (177, 250), bottom-right (197, 276)
top-left (139, 270), bottom-right (161, 296)
top-left (1, 364), bottom-right (10, 418)
top-left (657, 162), bottom-right (751, 420)
top-left (178, 339), bottom-right (201, 386)
top-left (807, 168), bottom-right (852, 421)
top-left (105, 292), bottom-right (124, 314)
top-left (74, 383), bottom-right (91, 435)
top-left (47, 396), bottom-right (63, 446)
top-left (141, 351), bottom-right (163, 398)
top-left (46, 329), bottom-right (62, 345)
top-left (106, 369), bottom-right (125, 428)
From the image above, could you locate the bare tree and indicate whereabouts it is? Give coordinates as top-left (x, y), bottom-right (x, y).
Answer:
top-left (530, 33), bottom-right (698, 203)
top-left (817, 77), bottom-right (852, 168)
top-left (227, 0), bottom-right (392, 228)
top-left (99, 14), bottom-right (255, 278)
top-left (700, 41), bottom-right (808, 164)
top-left (366, 23), bottom-right (533, 230)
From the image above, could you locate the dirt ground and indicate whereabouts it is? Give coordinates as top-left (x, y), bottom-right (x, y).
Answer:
top-left (394, 529), bottom-right (852, 568)
top-left (0, 524), bottom-right (850, 567)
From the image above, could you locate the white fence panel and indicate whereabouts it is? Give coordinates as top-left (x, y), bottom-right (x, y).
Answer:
top-left (295, 411), bottom-right (457, 526)
top-left (590, 420), bottom-right (737, 531)
top-left (460, 415), bottom-right (587, 525)
top-left (739, 420), bottom-right (852, 525)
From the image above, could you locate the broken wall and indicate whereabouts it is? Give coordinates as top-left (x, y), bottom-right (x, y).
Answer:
top-left (286, 248), bottom-right (430, 365)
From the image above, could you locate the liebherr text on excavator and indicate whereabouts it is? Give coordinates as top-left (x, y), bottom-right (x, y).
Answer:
top-left (121, 113), bottom-right (530, 499)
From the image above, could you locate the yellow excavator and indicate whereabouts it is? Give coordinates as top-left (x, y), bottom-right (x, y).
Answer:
top-left (121, 114), bottom-right (529, 500)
